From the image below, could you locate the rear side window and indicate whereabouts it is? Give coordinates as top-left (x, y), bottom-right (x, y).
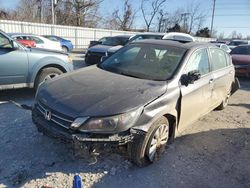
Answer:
top-left (210, 48), bottom-right (227, 71)
top-left (185, 48), bottom-right (210, 76)
top-left (30, 36), bottom-right (44, 44)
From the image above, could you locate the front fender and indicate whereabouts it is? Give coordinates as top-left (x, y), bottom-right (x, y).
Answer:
top-left (27, 56), bottom-right (72, 84)
top-left (132, 86), bottom-right (180, 133)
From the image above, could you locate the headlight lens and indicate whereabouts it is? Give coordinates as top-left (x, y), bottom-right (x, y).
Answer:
top-left (76, 107), bottom-right (142, 133)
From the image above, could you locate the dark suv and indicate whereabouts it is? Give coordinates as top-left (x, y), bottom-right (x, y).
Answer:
top-left (32, 40), bottom-right (239, 166)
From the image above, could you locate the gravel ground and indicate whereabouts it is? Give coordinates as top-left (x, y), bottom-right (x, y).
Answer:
top-left (0, 52), bottom-right (249, 188)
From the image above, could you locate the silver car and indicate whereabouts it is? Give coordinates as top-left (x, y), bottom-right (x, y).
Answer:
top-left (32, 40), bottom-right (239, 166)
top-left (0, 30), bottom-right (73, 90)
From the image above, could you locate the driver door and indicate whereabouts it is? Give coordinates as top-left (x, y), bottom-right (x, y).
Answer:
top-left (178, 48), bottom-right (213, 129)
top-left (0, 33), bottom-right (28, 85)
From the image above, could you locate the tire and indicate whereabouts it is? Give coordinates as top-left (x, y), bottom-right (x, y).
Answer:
top-left (62, 46), bottom-right (69, 53)
top-left (34, 67), bottom-right (63, 90)
top-left (128, 117), bottom-right (169, 167)
top-left (216, 96), bottom-right (229, 110)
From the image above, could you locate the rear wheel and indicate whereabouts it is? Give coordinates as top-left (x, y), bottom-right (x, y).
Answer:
top-left (62, 46), bottom-right (69, 53)
top-left (34, 67), bottom-right (63, 90)
top-left (128, 117), bottom-right (169, 167)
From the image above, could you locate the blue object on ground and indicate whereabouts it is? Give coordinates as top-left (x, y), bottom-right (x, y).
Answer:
top-left (73, 174), bottom-right (83, 188)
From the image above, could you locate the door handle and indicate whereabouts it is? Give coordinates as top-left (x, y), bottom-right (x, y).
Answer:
top-left (229, 70), bottom-right (233, 74)
top-left (209, 79), bottom-right (213, 84)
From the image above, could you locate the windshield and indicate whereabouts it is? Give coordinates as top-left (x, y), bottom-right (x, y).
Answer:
top-left (102, 37), bottom-right (128, 46)
top-left (99, 44), bottom-right (186, 80)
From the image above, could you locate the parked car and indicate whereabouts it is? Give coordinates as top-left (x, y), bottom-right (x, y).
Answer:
top-left (230, 45), bottom-right (250, 77)
top-left (88, 37), bottom-right (112, 48)
top-left (43, 35), bottom-right (74, 52)
top-left (212, 43), bottom-right (231, 53)
top-left (9, 33), bottom-right (63, 51)
top-left (32, 39), bottom-right (239, 167)
top-left (15, 37), bottom-right (36, 48)
top-left (228, 40), bottom-right (250, 50)
top-left (106, 33), bottom-right (165, 56)
top-left (0, 30), bottom-right (73, 90)
top-left (163, 32), bottom-right (195, 42)
top-left (85, 35), bottom-right (130, 65)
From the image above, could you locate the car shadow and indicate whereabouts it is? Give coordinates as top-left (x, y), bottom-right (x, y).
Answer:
top-left (0, 128), bottom-right (249, 187)
top-left (229, 103), bottom-right (250, 110)
top-left (70, 49), bottom-right (86, 55)
top-left (0, 88), bottom-right (35, 104)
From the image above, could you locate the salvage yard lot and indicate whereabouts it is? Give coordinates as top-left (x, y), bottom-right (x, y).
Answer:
top-left (0, 52), bottom-right (249, 188)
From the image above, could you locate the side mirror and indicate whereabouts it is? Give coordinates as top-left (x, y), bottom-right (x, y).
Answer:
top-left (181, 70), bottom-right (201, 86)
top-left (10, 40), bottom-right (19, 50)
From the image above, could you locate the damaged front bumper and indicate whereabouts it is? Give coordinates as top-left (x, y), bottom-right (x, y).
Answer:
top-left (32, 108), bottom-right (134, 146)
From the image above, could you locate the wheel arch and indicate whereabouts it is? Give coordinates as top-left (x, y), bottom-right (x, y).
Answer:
top-left (29, 64), bottom-right (67, 88)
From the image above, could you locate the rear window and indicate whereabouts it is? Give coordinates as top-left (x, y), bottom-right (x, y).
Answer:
top-left (210, 48), bottom-right (228, 71)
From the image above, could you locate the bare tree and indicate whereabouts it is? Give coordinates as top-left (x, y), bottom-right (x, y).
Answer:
top-left (218, 32), bottom-right (225, 39)
top-left (186, 0), bottom-right (206, 34)
top-left (141, 0), bottom-right (167, 31)
top-left (106, 0), bottom-right (135, 31)
top-left (0, 9), bottom-right (9, 19)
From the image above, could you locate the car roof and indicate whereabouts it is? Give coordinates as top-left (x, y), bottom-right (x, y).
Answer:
top-left (234, 44), bottom-right (250, 47)
top-left (133, 39), bottom-right (216, 50)
top-left (135, 32), bottom-right (164, 36)
top-left (113, 35), bottom-right (131, 39)
top-left (9, 33), bottom-right (42, 37)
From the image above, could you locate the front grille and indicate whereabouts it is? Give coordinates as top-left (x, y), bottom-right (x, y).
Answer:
top-left (85, 51), bottom-right (105, 64)
top-left (36, 101), bottom-right (74, 129)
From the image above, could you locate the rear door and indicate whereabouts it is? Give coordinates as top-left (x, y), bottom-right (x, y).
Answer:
top-left (179, 48), bottom-right (213, 128)
top-left (0, 33), bottom-right (28, 85)
top-left (209, 48), bottom-right (234, 109)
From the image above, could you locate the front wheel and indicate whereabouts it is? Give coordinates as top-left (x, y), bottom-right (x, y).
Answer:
top-left (216, 94), bottom-right (230, 110)
top-left (34, 67), bottom-right (63, 90)
top-left (128, 117), bottom-right (169, 167)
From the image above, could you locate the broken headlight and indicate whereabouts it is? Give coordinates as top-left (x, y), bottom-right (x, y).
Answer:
top-left (73, 107), bottom-right (142, 133)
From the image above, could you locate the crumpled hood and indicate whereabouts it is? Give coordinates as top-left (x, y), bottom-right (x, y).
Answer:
top-left (37, 66), bottom-right (167, 118)
top-left (88, 44), bottom-right (113, 53)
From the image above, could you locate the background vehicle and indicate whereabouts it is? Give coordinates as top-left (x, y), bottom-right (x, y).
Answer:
top-left (213, 43), bottom-right (231, 53)
top-left (9, 33), bottom-right (63, 51)
top-left (106, 33), bottom-right (165, 56)
top-left (43, 35), bottom-right (74, 52)
top-left (230, 45), bottom-right (250, 77)
top-left (0, 30), bottom-right (73, 90)
top-left (228, 40), bottom-right (250, 50)
top-left (88, 37), bottom-right (112, 48)
top-left (14, 37), bottom-right (36, 48)
top-left (32, 40), bottom-right (238, 167)
top-left (163, 32), bottom-right (195, 42)
top-left (85, 35), bottom-right (130, 65)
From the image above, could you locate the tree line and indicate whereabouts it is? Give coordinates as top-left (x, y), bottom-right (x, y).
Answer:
top-left (0, 0), bottom-right (248, 39)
